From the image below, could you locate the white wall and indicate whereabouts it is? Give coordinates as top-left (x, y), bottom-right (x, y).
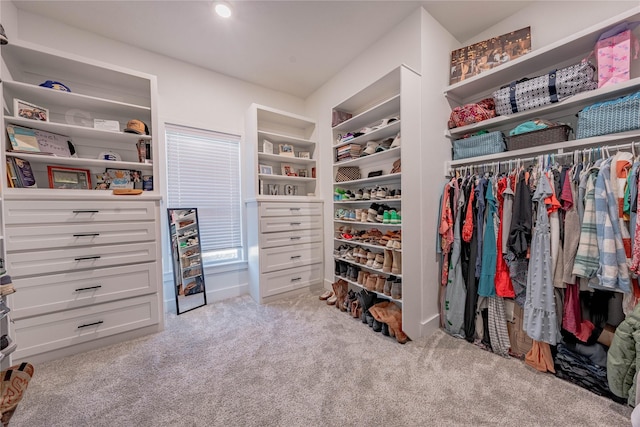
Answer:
top-left (465, 1), bottom-right (638, 48)
top-left (4, 4), bottom-right (308, 308)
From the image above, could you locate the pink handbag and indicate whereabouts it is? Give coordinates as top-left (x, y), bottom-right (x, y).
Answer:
top-left (594, 22), bottom-right (640, 88)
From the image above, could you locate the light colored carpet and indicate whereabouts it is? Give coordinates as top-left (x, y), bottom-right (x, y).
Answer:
top-left (8, 291), bottom-right (632, 426)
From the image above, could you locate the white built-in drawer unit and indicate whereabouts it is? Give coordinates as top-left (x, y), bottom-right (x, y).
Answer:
top-left (11, 263), bottom-right (158, 318)
top-left (261, 263), bottom-right (323, 298)
top-left (260, 242), bottom-right (323, 273)
top-left (4, 200), bottom-right (155, 225)
top-left (12, 294), bottom-right (159, 360)
top-left (248, 199), bottom-right (323, 303)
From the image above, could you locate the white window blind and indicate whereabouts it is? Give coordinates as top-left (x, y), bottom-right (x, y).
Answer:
top-left (165, 124), bottom-right (243, 264)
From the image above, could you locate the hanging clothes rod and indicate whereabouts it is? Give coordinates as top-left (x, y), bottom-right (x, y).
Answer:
top-left (448, 140), bottom-right (640, 176)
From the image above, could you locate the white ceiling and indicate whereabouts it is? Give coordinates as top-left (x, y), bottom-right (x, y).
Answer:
top-left (10, 0), bottom-right (534, 98)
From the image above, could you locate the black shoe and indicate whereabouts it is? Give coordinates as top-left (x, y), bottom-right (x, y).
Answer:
top-left (381, 323), bottom-right (389, 336)
top-left (339, 261), bottom-right (348, 278)
top-left (372, 318), bottom-right (382, 332)
top-left (0, 335), bottom-right (8, 351)
top-left (365, 311), bottom-right (374, 327)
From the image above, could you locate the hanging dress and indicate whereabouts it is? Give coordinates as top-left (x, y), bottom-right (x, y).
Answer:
top-left (444, 191), bottom-right (467, 337)
top-left (523, 173), bottom-right (557, 345)
top-left (478, 181), bottom-right (497, 297)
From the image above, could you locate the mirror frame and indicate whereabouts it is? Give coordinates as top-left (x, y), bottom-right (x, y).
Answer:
top-left (167, 208), bottom-right (207, 314)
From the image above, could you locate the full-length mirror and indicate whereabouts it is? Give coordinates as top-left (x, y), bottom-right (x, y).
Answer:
top-left (168, 208), bottom-right (207, 314)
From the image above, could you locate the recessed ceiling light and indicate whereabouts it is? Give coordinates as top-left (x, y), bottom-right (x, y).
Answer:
top-left (214, 2), bottom-right (232, 18)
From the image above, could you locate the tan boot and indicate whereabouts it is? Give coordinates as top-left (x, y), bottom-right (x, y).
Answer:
top-left (383, 249), bottom-right (393, 273)
top-left (332, 279), bottom-right (348, 311)
top-left (375, 275), bottom-right (386, 293)
top-left (365, 274), bottom-right (378, 291)
top-left (392, 250), bottom-right (402, 274)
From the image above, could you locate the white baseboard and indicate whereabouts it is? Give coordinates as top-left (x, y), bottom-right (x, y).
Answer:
top-left (420, 314), bottom-right (440, 338)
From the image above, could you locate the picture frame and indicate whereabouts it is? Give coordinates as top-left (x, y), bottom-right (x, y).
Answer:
top-left (14, 99), bottom-right (49, 122)
top-left (449, 26), bottom-right (531, 85)
top-left (298, 151), bottom-right (310, 159)
top-left (262, 139), bottom-right (274, 154)
top-left (259, 164), bottom-right (273, 175)
top-left (297, 169), bottom-right (307, 177)
top-left (47, 165), bottom-right (91, 189)
top-left (104, 168), bottom-right (136, 189)
top-left (278, 143), bottom-right (295, 157)
top-left (281, 163), bottom-right (297, 176)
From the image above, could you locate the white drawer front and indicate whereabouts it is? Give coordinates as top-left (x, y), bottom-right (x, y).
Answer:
top-left (5, 222), bottom-right (157, 252)
top-left (259, 216), bottom-right (322, 233)
top-left (259, 202), bottom-right (322, 217)
top-left (259, 228), bottom-right (323, 249)
top-left (260, 242), bottom-right (323, 273)
top-left (13, 294), bottom-right (159, 360)
top-left (11, 263), bottom-right (158, 319)
top-left (7, 242), bottom-right (157, 277)
top-left (261, 263), bottom-right (322, 297)
top-left (4, 200), bottom-right (156, 225)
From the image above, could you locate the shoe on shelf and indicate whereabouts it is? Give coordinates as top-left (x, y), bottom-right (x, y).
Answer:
top-left (390, 158), bottom-right (401, 174)
top-left (390, 210), bottom-right (399, 225)
top-left (383, 249), bottom-right (393, 273)
top-left (383, 275), bottom-right (395, 296)
top-left (361, 140), bottom-right (380, 156)
top-left (392, 250), bottom-right (402, 275)
top-left (372, 253), bottom-right (384, 270)
top-left (390, 132), bottom-right (401, 148)
top-left (319, 290), bottom-right (334, 300)
top-left (391, 279), bottom-right (402, 300)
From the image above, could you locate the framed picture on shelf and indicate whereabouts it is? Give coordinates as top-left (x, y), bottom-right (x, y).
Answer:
top-left (262, 139), bottom-right (274, 154)
top-left (47, 166), bottom-right (91, 189)
top-left (278, 144), bottom-right (295, 157)
top-left (281, 164), bottom-right (297, 176)
top-left (14, 99), bottom-right (49, 122)
top-left (298, 151), bottom-right (310, 159)
top-left (259, 164), bottom-right (273, 175)
top-left (297, 169), bottom-right (307, 177)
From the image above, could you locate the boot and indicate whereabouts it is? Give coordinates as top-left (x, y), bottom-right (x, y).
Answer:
top-left (391, 250), bottom-right (402, 275)
top-left (357, 270), bottom-right (365, 285)
top-left (391, 279), bottom-right (402, 300)
top-left (383, 249), bottom-right (393, 273)
top-left (383, 275), bottom-right (394, 296)
top-left (332, 279), bottom-right (348, 311)
top-left (365, 274), bottom-right (378, 291)
top-left (375, 275), bottom-right (386, 293)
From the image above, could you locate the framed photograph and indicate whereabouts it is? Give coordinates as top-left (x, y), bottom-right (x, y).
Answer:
top-left (281, 163), bottom-right (297, 176)
top-left (278, 143), bottom-right (295, 157)
top-left (297, 169), bottom-right (307, 177)
top-left (14, 99), bottom-right (49, 122)
top-left (105, 168), bottom-right (134, 189)
top-left (298, 151), bottom-right (310, 159)
top-left (449, 26), bottom-right (531, 84)
top-left (47, 166), bottom-right (91, 189)
top-left (262, 139), bottom-right (274, 154)
top-left (259, 164), bottom-right (273, 175)
top-left (267, 184), bottom-right (279, 195)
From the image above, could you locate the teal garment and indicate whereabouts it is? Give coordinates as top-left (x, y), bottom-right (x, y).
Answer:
top-left (478, 182), bottom-right (497, 297)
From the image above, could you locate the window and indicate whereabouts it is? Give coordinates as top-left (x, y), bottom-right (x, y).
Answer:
top-left (165, 124), bottom-right (243, 266)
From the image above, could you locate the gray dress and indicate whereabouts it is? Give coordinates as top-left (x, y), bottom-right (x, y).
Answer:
top-left (523, 173), bottom-right (557, 345)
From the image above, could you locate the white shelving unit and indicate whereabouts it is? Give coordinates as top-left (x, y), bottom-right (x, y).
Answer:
top-left (444, 6), bottom-right (640, 171)
top-left (245, 104), bottom-right (324, 304)
top-left (0, 40), bottom-right (163, 364)
top-left (330, 65), bottom-right (422, 340)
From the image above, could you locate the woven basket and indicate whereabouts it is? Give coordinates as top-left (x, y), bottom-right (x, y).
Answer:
top-left (577, 91), bottom-right (640, 139)
top-left (452, 131), bottom-right (506, 160)
top-left (505, 124), bottom-right (572, 151)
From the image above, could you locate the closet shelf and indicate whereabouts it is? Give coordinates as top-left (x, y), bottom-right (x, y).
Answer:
top-left (334, 198), bottom-right (402, 205)
top-left (333, 120), bottom-right (401, 149)
top-left (257, 153), bottom-right (315, 165)
top-left (332, 94), bottom-right (400, 132)
top-left (446, 76), bottom-right (640, 138)
top-left (333, 173), bottom-right (401, 187)
top-left (334, 146), bottom-right (400, 167)
top-left (333, 256), bottom-right (402, 279)
top-left (337, 274), bottom-right (403, 303)
top-left (334, 238), bottom-right (401, 252)
top-left (257, 130), bottom-right (316, 148)
top-left (258, 174), bottom-right (315, 183)
top-left (5, 151), bottom-right (153, 172)
top-left (334, 219), bottom-right (401, 228)
top-left (443, 6), bottom-right (640, 103)
top-left (446, 129), bottom-right (640, 171)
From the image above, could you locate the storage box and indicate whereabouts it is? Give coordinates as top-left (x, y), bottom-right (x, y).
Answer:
top-left (505, 124), bottom-right (572, 151)
top-left (452, 131), bottom-right (506, 160)
top-left (577, 91), bottom-right (640, 139)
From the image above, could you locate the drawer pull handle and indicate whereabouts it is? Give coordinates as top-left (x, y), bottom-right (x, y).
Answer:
top-left (73, 233), bottom-right (100, 237)
top-left (290, 255), bottom-right (302, 260)
top-left (289, 207), bottom-right (301, 211)
top-left (72, 210), bottom-right (99, 214)
top-left (75, 285), bottom-right (102, 292)
top-left (290, 222), bottom-right (301, 226)
top-left (74, 256), bottom-right (101, 261)
top-left (78, 320), bottom-right (103, 329)
top-left (291, 277), bottom-right (302, 282)
top-left (290, 236), bottom-right (301, 240)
